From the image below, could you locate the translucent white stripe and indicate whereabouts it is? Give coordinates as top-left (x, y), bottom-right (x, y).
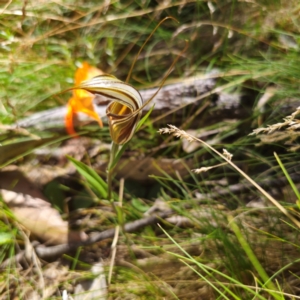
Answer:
top-left (78, 75), bottom-right (143, 109)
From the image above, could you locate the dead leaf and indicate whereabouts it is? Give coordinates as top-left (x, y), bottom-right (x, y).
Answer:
top-left (1, 189), bottom-right (88, 245)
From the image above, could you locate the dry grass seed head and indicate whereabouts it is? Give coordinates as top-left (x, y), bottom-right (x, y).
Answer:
top-left (251, 106), bottom-right (300, 135)
top-left (160, 125), bottom-right (233, 173)
top-left (159, 125), bottom-right (195, 142)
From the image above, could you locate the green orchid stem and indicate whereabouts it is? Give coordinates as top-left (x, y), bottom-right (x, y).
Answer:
top-left (107, 141), bottom-right (119, 201)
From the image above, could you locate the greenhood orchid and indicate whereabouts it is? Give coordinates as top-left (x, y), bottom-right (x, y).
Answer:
top-left (75, 74), bottom-right (143, 145)
top-left (66, 64), bottom-right (143, 145)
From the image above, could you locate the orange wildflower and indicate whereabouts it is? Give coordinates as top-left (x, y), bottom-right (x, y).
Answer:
top-left (65, 62), bottom-right (103, 136)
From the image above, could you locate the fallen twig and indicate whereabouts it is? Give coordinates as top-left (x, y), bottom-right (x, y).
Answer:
top-left (35, 210), bottom-right (172, 259)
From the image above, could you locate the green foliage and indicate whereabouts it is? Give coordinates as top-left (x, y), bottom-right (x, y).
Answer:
top-left (68, 156), bottom-right (108, 199)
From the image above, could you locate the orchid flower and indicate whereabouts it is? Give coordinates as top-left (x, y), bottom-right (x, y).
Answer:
top-left (65, 62), bottom-right (143, 145)
top-left (74, 74), bottom-right (143, 145)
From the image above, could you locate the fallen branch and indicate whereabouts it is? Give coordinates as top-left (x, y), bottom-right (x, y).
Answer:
top-left (35, 210), bottom-right (172, 259)
top-left (15, 72), bottom-right (244, 131)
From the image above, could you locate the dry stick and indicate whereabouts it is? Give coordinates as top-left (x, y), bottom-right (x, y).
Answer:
top-left (35, 210), bottom-right (172, 259)
top-left (151, 70), bottom-right (275, 124)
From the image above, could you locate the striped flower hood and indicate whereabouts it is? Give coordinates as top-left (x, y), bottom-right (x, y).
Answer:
top-left (75, 74), bottom-right (143, 145)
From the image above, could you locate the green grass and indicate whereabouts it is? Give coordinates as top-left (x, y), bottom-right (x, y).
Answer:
top-left (1, 0), bottom-right (300, 299)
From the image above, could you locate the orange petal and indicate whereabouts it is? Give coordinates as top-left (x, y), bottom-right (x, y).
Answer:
top-left (74, 62), bottom-right (103, 85)
top-left (65, 101), bottom-right (79, 137)
top-left (76, 96), bottom-right (103, 128)
top-left (65, 62), bottom-right (104, 136)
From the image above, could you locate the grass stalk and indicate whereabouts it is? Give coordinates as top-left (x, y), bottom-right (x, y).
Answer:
top-left (274, 152), bottom-right (300, 201)
top-left (159, 125), bottom-right (300, 229)
top-left (228, 216), bottom-right (282, 300)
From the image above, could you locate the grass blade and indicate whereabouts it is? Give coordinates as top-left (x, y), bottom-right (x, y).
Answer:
top-left (68, 156), bottom-right (108, 199)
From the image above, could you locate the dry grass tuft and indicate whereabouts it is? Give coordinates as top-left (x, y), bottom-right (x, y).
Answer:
top-left (251, 107), bottom-right (300, 151)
